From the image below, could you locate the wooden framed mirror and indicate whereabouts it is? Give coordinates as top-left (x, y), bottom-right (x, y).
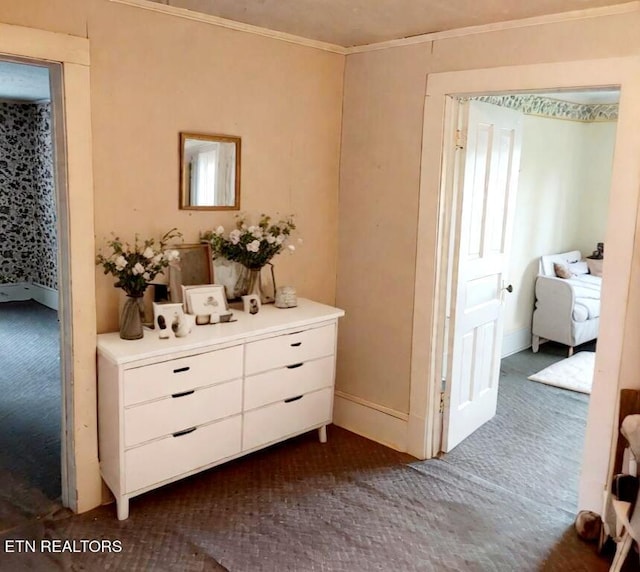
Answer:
top-left (179, 132), bottom-right (241, 210)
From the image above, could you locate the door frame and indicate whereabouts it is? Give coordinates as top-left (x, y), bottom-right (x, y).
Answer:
top-left (408, 57), bottom-right (640, 513)
top-left (0, 23), bottom-right (101, 512)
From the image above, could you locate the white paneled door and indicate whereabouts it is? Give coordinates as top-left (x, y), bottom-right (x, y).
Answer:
top-left (442, 100), bottom-right (523, 452)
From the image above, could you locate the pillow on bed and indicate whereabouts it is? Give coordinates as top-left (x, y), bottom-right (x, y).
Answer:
top-left (554, 263), bottom-right (573, 279)
top-left (568, 260), bottom-right (589, 276)
top-left (554, 260), bottom-right (589, 279)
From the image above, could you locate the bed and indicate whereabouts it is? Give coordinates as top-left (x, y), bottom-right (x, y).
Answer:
top-left (531, 250), bottom-right (601, 355)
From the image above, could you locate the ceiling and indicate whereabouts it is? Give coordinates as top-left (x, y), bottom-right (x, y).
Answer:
top-left (0, 61), bottom-right (50, 102)
top-left (149, 0), bottom-right (623, 47)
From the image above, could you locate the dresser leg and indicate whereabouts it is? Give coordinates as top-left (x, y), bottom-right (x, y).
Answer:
top-left (318, 425), bottom-right (327, 444)
top-left (116, 498), bottom-right (129, 520)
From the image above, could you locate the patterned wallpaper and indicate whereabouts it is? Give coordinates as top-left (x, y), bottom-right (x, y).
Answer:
top-left (0, 102), bottom-right (57, 289)
top-left (474, 94), bottom-right (618, 122)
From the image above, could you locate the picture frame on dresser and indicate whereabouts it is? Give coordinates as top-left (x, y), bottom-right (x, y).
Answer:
top-left (168, 243), bottom-right (214, 303)
top-left (183, 284), bottom-right (230, 324)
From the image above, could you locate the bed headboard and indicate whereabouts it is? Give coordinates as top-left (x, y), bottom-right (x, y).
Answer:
top-left (539, 250), bottom-right (582, 276)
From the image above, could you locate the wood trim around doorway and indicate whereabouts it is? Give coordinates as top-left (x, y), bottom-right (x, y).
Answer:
top-left (0, 23), bottom-right (101, 513)
top-left (410, 56), bottom-right (640, 515)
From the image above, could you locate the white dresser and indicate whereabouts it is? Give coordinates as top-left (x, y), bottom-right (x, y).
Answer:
top-left (97, 298), bottom-right (344, 519)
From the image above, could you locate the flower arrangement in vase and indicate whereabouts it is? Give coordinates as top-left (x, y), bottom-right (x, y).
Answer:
top-left (96, 229), bottom-right (181, 339)
top-left (202, 214), bottom-right (297, 302)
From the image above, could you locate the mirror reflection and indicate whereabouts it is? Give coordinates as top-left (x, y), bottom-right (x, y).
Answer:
top-left (180, 132), bottom-right (241, 210)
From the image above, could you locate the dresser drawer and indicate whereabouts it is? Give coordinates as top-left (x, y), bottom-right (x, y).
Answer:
top-left (125, 415), bottom-right (241, 493)
top-left (244, 356), bottom-right (335, 411)
top-left (245, 324), bottom-right (335, 375)
top-left (123, 345), bottom-right (243, 406)
top-left (242, 388), bottom-right (333, 451)
top-left (124, 378), bottom-right (242, 447)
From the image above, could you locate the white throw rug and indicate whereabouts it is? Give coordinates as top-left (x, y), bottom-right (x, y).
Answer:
top-left (527, 351), bottom-right (595, 394)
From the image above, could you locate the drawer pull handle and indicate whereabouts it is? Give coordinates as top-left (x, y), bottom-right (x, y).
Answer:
top-left (290, 342), bottom-right (302, 347)
top-left (284, 395), bottom-right (303, 403)
top-left (286, 363), bottom-right (304, 369)
top-left (171, 390), bottom-right (195, 399)
top-left (173, 366), bottom-right (191, 374)
top-left (172, 426), bottom-right (197, 438)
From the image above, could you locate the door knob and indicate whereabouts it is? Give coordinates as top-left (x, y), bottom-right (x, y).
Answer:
top-left (503, 284), bottom-right (513, 293)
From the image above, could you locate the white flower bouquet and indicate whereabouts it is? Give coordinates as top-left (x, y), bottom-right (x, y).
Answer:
top-left (202, 214), bottom-right (297, 270)
top-left (96, 229), bottom-right (182, 297)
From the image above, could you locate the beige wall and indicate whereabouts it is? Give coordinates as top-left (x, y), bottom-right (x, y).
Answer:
top-left (337, 45), bottom-right (429, 413)
top-left (0, 0), bottom-right (344, 511)
top-left (337, 12), bottom-right (640, 416)
top-left (0, 0), bottom-right (344, 334)
top-left (504, 115), bottom-right (615, 341)
top-left (88, 3), bottom-right (344, 332)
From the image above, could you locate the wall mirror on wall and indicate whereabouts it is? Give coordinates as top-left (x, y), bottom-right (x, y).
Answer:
top-left (179, 132), bottom-right (241, 210)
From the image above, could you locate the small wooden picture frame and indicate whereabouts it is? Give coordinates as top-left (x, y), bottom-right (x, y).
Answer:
top-left (168, 243), bottom-right (214, 303)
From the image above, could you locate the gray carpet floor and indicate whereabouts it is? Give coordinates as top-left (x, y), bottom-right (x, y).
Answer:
top-left (0, 307), bottom-right (611, 570)
top-left (0, 427), bottom-right (608, 571)
top-left (435, 342), bottom-right (593, 514)
top-left (0, 300), bottom-right (61, 535)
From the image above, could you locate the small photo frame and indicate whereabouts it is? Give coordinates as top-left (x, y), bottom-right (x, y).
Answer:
top-left (168, 243), bottom-right (214, 303)
top-left (242, 294), bottom-right (261, 315)
top-left (152, 302), bottom-right (185, 338)
top-left (185, 284), bottom-right (229, 324)
top-left (181, 284), bottom-right (228, 313)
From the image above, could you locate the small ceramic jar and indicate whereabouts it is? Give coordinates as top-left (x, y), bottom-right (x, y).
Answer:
top-left (275, 286), bottom-right (297, 308)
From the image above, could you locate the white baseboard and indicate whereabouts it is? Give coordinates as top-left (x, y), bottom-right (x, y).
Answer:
top-left (333, 391), bottom-right (408, 452)
top-left (0, 282), bottom-right (31, 302)
top-left (0, 282), bottom-right (58, 310)
top-left (30, 283), bottom-right (59, 311)
top-left (502, 327), bottom-right (531, 358)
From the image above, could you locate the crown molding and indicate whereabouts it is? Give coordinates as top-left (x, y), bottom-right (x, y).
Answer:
top-left (108, 0), bottom-right (347, 55)
top-left (108, 0), bottom-right (640, 57)
top-left (346, 1), bottom-right (640, 54)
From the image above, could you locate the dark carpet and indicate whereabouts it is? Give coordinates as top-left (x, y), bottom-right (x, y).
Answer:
top-left (433, 342), bottom-right (593, 514)
top-left (0, 314), bottom-right (610, 571)
top-left (0, 300), bottom-right (61, 533)
top-left (0, 427), bottom-right (608, 571)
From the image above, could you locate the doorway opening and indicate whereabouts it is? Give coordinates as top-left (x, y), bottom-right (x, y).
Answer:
top-left (435, 88), bottom-right (618, 512)
top-left (408, 57), bottom-right (640, 514)
top-left (437, 90), bottom-right (619, 511)
top-left (410, 55), bottom-right (640, 517)
top-left (0, 56), bottom-right (68, 519)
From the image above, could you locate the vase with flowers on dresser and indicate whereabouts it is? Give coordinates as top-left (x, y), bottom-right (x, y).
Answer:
top-left (96, 229), bottom-right (181, 340)
top-left (202, 213), bottom-right (299, 304)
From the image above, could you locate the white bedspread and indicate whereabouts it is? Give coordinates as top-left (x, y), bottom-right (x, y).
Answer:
top-left (568, 275), bottom-right (602, 321)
